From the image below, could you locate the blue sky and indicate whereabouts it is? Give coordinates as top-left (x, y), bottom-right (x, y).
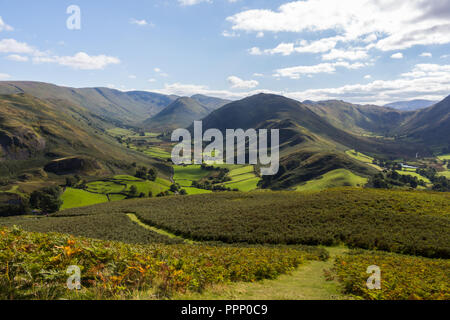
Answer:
top-left (0, 0), bottom-right (450, 104)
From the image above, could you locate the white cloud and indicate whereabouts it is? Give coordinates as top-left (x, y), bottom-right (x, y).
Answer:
top-left (6, 54), bottom-right (28, 62)
top-left (148, 78), bottom-right (157, 82)
top-left (248, 47), bottom-right (263, 55)
top-left (420, 52), bottom-right (432, 58)
top-left (251, 39), bottom-right (368, 60)
top-left (264, 42), bottom-right (295, 56)
top-left (322, 48), bottom-right (369, 61)
top-left (391, 52), bottom-right (404, 59)
top-left (128, 75), bottom-right (136, 79)
top-left (154, 67), bottom-right (161, 73)
top-left (253, 73), bottom-right (264, 77)
top-left (33, 52), bottom-right (120, 70)
top-left (256, 32), bottom-right (264, 38)
top-left (0, 17), bottom-right (13, 32)
top-left (130, 18), bottom-right (152, 26)
top-left (178, 0), bottom-right (211, 6)
top-left (0, 73), bottom-right (11, 80)
top-left (227, 76), bottom-right (259, 89)
top-left (222, 30), bottom-right (239, 37)
top-left (364, 75), bottom-right (372, 79)
top-left (151, 63), bottom-right (450, 104)
top-left (442, 54), bottom-right (450, 59)
top-left (295, 37), bottom-right (343, 53)
top-left (0, 39), bottom-right (35, 54)
top-left (227, 0), bottom-right (450, 51)
top-left (275, 61), bottom-right (367, 79)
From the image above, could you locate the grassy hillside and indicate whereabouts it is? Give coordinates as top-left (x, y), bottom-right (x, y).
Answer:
top-left (295, 169), bottom-right (368, 191)
top-left (0, 81), bottom-right (177, 124)
top-left (144, 97), bottom-right (210, 132)
top-left (0, 93), bottom-right (172, 198)
top-left (191, 94), bottom-right (231, 111)
top-left (305, 100), bottom-right (410, 135)
top-left (397, 95), bottom-right (450, 148)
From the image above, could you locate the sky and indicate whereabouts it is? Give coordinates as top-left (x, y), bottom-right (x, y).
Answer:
top-left (0, 0), bottom-right (450, 105)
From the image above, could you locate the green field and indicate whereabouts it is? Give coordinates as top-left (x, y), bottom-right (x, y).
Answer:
top-left (173, 164), bottom-right (213, 190)
top-left (345, 149), bottom-right (374, 163)
top-left (438, 154), bottom-right (450, 160)
top-left (222, 165), bottom-right (261, 191)
top-left (295, 169), bottom-right (368, 192)
top-left (396, 170), bottom-right (431, 184)
top-left (224, 177), bottom-right (261, 192)
top-left (183, 187), bottom-right (212, 195)
top-left (439, 171), bottom-right (450, 179)
top-left (60, 188), bottom-right (108, 210)
top-left (106, 127), bottom-right (135, 136)
top-left (86, 180), bottom-right (126, 194)
top-left (61, 176), bottom-right (172, 209)
top-left (143, 147), bottom-right (171, 159)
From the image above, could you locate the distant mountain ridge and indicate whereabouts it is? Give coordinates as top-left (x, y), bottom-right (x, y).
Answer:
top-left (0, 81), bottom-right (178, 125)
top-left (384, 99), bottom-right (437, 111)
top-left (143, 97), bottom-right (211, 132)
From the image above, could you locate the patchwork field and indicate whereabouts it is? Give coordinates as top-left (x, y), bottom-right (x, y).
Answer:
top-left (295, 169), bottom-right (368, 192)
top-left (395, 170), bottom-right (431, 184)
top-left (223, 165), bottom-right (261, 192)
top-left (60, 176), bottom-right (172, 210)
top-left (172, 165), bottom-right (216, 194)
top-left (60, 188), bottom-right (108, 210)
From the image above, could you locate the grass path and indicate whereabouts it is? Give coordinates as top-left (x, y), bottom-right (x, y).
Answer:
top-left (175, 247), bottom-right (349, 300)
top-left (126, 213), bottom-right (197, 244)
top-left (126, 213), bottom-right (349, 300)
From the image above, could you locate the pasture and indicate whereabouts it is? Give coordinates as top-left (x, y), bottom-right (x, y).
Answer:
top-left (295, 169), bottom-right (368, 192)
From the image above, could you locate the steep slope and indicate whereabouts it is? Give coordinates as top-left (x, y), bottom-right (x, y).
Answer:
top-left (144, 97), bottom-right (211, 132)
top-left (198, 94), bottom-right (385, 188)
top-left (201, 94), bottom-right (420, 156)
top-left (384, 99), bottom-right (437, 111)
top-left (397, 95), bottom-right (450, 149)
top-left (0, 93), bottom-right (166, 178)
top-left (191, 94), bottom-right (231, 111)
top-left (0, 81), bottom-right (176, 125)
top-left (304, 100), bottom-right (409, 135)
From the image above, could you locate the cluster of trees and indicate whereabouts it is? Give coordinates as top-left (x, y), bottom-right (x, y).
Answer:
top-left (65, 175), bottom-right (87, 189)
top-left (135, 166), bottom-right (157, 181)
top-left (30, 186), bottom-right (63, 213)
top-left (1, 186), bottom-right (64, 217)
top-left (0, 193), bottom-right (30, 217)
top-left (416, 167), bottom-right (450, 192)
top-left (370, 171), bottom-right (426, 189)
top-left (191, 180), bottom-right (238, 192)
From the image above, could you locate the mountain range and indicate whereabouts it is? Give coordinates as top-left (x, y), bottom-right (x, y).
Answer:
top-left (0, 81), bottom-right (448, 189)
top-left (384, 99), bottom-right (437, 111)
